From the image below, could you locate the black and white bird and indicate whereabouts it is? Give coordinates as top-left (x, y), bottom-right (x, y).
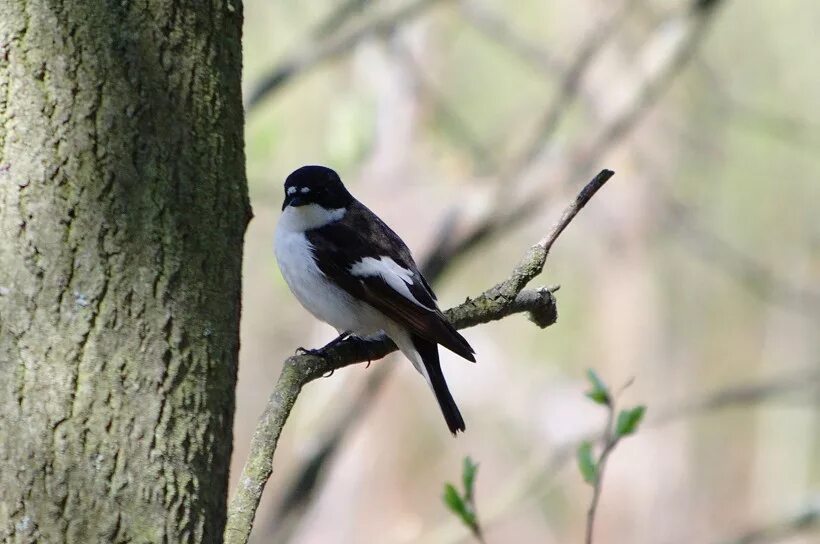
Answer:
top-left (274, 165), bottom-right (475, 434)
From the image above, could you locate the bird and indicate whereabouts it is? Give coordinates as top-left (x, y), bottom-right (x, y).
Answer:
top-left (274, 165), bottom-right (476, 434)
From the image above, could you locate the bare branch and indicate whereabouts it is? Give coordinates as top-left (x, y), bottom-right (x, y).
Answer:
top-left (458, 0), bottom-right (562, 74)
top-left (578, 0), bottom-right (723, 169)
top-left (424, 0), bottom-right (637, 279)
top-left (662, 196), bottom-right (820, 317)
top-left (392, 39), bottom-right (499, 172)
top-left (652, 366), bottom-right (820, 425)
top-left (716, 498), bottom-right (820, 544)
top-left (245, 0), bottom-right (450, 110)
top-left (223, 170), bottom-right (616, 544)
top-left (502, 0), bottom-right (638, 180)
top-left (265, 364), bottom-right (392, 543)
top-left (429, 0), bottom-right (724, 276)
top-left (311, 0), bottom-right (372, 39)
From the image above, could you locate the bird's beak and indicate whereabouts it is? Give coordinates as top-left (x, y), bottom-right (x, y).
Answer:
top-left (282, 194), bottom-right (305, 210)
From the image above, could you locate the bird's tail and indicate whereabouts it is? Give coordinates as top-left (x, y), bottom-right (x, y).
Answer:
top-left (411, 334), bottom-right (465, 435)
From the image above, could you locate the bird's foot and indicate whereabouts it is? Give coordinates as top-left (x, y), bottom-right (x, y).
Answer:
top-left (295, 346), bottom-right (326, 358)
top-left (322, 369), bottom-right (336, 378)
top-left (295, 331), bottom-right (353, 359)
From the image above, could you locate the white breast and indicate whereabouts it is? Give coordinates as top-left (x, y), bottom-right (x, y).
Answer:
top-left (274, 213), bottom-right (386, 335)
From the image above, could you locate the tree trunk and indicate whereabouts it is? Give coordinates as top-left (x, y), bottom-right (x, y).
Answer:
top-left (0, 1), bottom-right (249, 542)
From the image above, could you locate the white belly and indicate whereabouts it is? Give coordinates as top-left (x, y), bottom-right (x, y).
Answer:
top-left (274, 228), bottom-right (386, 335)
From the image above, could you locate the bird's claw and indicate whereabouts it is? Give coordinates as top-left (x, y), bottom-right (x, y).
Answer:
top-left (322, 369), bottom-right (335, 378)
top-left (295, 346), bottom-right (325, 358)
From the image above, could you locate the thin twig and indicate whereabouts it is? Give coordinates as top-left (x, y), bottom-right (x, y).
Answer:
top-left (578, 0), bottom-right (722, 170)
top-left (652, 366), bottom-right (820, 425)
top-left (429, 0), bottom-right (723, 277)
top-left (223, 170), bottom-right (615, 544)
top-left (716, 498), bottom-right (820, 544)
top-left (312, 0), bottom-right (372, 39)
top-left (245, 0), bottom-right (450, 109)
top-left (392, 39), bottom-right (498, 172)
top-left (501, 0), bottom-right (638, 180)
top-left (662, 196), bottom-right (820, 318)
top-left (458, 0), bottom-right (562, 74)
top-left (424, 364), bottom-right (820, 544)
top-left (585, 404), bottom-right (616, 544)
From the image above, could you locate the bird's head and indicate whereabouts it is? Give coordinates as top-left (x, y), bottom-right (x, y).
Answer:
top-left (282, 165), bottom-right (353, 212)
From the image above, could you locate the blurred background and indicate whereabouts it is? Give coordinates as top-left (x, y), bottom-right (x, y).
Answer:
top-left (233, 1), bottom-right (820, 542)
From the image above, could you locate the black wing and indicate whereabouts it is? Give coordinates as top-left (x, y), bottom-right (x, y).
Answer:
top-left (306, 202), bottom-right (475, 361)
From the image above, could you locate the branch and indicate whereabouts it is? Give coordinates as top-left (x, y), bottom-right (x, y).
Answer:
top-left (311, 0), bottom-right (372, 39)
top-left (662, 195), bottom-right (820, 318)
top-left (716, 498), bottom-right (820, 544)
top-left (223, 169), bottom-right (616, 544)
top-left (500, 0), bottom-right (638, 180)
top-left (427, 0), bottom-right (724, 277)
top-left (393, 38), bottom-right (499, 173)
top-left (424, 364), bottom-right (820, 544)
top-left (577, 0), bottom-right (724, 169)
top-left (652, 366), bottom-right (820, 425)
top-left (584, 404), bottom-right (616, 544)
top-left (265, 363), bottom-right (392, 543)
top-left (458, 0), bottom-right (562, 75)
top-left (423, 0), bottom-right (629, 279)
top-left (579, 373), bottom-right (646, 544)
top-left (423, 0), bottom-right (636, 279)
top-left (245, 0), bottom-right (449, 110)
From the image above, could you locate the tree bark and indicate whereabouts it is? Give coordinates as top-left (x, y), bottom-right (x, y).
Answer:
top-left (0, 1), bottom-right (249, 542)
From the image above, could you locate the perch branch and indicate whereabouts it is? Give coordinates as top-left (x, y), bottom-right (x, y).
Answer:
top-left (263, 0), bottom-right (724, 536)
top-left (223, 169), bottom-right (615, 544)
top-left (265, 50), bottom-right (618, 530)
top-left (265, 363), bottom-right (392, 543)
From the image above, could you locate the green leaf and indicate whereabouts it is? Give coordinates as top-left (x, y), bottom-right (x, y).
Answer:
top-left (576, 441), bottom-right (598, 484)
top-left (615, 405), bottom-right (647, 437)
top-left (443, 483), bottom-right (477, 527)
top-left (443, 484), bottom-right (466, 516)
top-left (462, 457), bottom-right (478, 502)
top-left (584, 369), bottom-right (611, 405)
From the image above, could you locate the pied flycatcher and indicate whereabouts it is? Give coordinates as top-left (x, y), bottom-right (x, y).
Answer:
top-left (274, 165), bottom-right (476, 434)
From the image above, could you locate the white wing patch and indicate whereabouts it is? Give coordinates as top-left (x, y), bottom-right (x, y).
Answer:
top-left (350, 256), bottom-right (434, 310)
top-left (300, 186), bottom-right (311, 193)
top-left (286, 186), bottom-right (297, 195)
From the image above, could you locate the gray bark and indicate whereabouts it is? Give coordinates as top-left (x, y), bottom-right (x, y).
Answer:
top-left (0, 1), bottom-right (249, 542)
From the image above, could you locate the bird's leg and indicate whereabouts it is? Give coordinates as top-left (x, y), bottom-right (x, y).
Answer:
top-left (295, 330), bottom-right (353, 358)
